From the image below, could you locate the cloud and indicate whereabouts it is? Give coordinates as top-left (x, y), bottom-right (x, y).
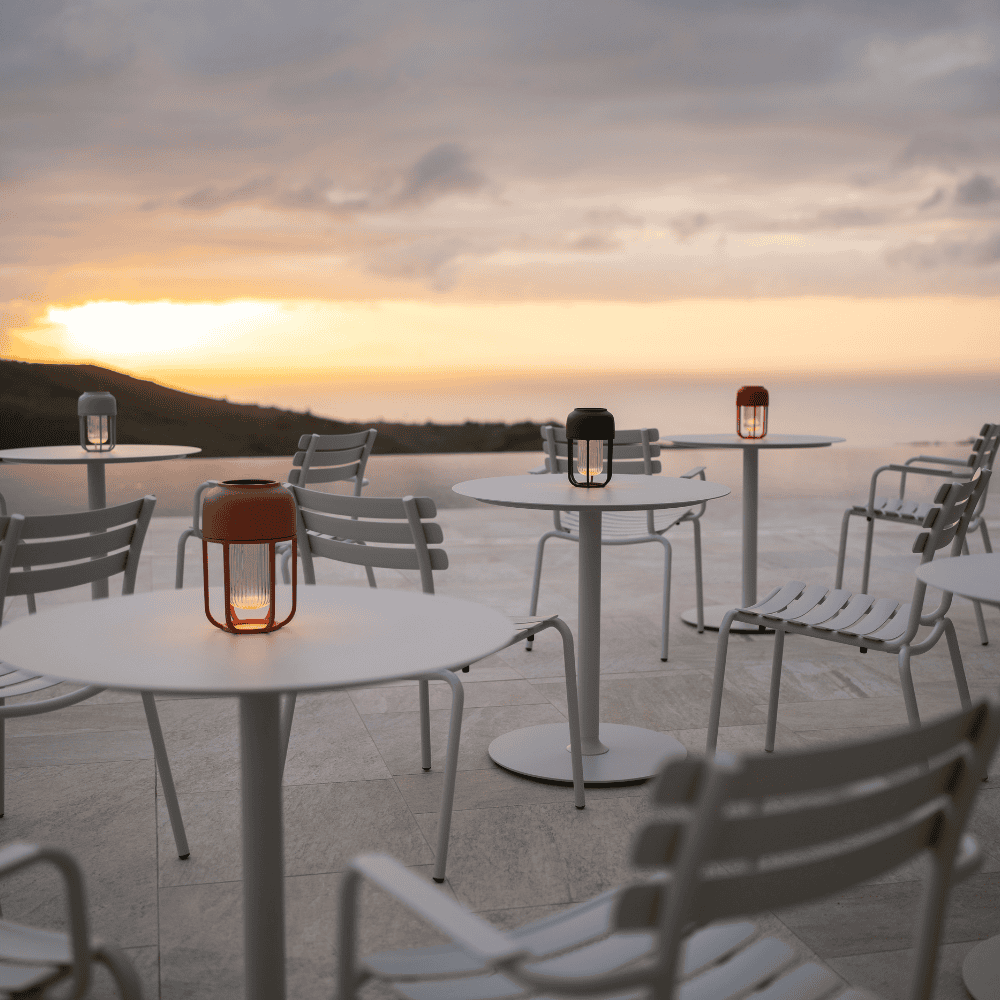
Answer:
top-left (390, 144), bottom-right (491, 209)
top-left (886, 230), bottom-right (1000, 268)
top-left (670, 213), bottom-right (711, 242)
top-left (955, 174), bottom-right (1000, 205)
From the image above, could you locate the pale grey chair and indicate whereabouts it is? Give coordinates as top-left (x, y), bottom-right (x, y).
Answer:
top-left (527, 425), bottom-right (708, 661)
top-left (174, 428), bottom-right (377, 589)
top-left (836, 423), bottom-right (999, 645)
top-left (0, 841), bottom-right (143, 998)
top-left (337, 698), bottom-right (999, 1000)
top-left (0, 497), bottom-right (189, 859)
top-left (708, 470), bottom-right (991, 754)
top-left (284, 485), bottom-right (585, 883)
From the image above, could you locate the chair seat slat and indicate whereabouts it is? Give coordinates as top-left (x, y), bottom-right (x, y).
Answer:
top-left (839, 597), bottom-right (902, 637)
top-left (806, 594), bottom-right (876, 631)
top-left (679, 937), bottom-right (795, 1000)
top-left (742, 582), bottom-right (807, 615)
top-left (791, 590), bottom-right (852, 626)
top-left (772, 584), bottom-right (831, 621)
top-left (865, 604), bottom-right (912, 643)
top-left (0, 677), bottom-right (67, 698)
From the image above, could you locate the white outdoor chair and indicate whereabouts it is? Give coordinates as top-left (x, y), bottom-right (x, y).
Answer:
top-left (0, 841), bottom-right (143, 998)
top-left (708, 470), bottom-right (991, 754)
top-left (527, 425), bottom-right (707, 661)
top-left (283, 484), bottom-right (585, 883)
top-left (836, 423), bottom-right (999, 645)
top-left (0, 497), bottom-right (190, 859)
top-left (174, 428), bottom-right (377, 589)
top-left (337, 697), bottom-right (999, 1000)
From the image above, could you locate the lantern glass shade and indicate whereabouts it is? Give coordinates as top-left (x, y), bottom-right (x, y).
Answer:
top-left (565, 407), bottom-right (615, 488)
top-left (78, 392), bottom-right (117, 452)
top-left (736, 386), bottom-right (769, 440)
top-left (201, 480), bottom-right (297, 634)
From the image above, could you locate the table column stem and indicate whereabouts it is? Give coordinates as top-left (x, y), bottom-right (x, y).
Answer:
top-left (239, 693), bottom-right (286, 1000)
top-left (86, 463), bottom-right (110, 600)
top-left (577, 507), bottom-right (609, 755)
top-left (742, 448), bottom-right (759, 608)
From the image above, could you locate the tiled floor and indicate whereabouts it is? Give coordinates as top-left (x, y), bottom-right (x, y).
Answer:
top-left (1, 489), bottom-right (998, 998)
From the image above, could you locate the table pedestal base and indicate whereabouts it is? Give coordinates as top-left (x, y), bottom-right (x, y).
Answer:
top-left (489, 723), bottom-right (686, 784)
top-left (682, 605), bottom-right (773, 633)
top-left (963, 934), bottom-right (1000, 1000)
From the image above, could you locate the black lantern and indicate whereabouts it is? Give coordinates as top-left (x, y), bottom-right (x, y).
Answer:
top-left (566, 408), bottom-right (615, 488)
top-left (78, 392), bottom-right (117, 452)
top-left (736, 385), bottom-right (768, 439)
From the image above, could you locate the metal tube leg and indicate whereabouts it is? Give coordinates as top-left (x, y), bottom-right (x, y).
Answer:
top-left (835, 509), bottom-right (852, 589)
top-left (551, 618), bottom-right (585, 809)
top-left (141, 693), bottom-right (190, 859)
top-left (278, 693), bottom-right (297, 778)
top-left (861, 518), bottom-right (875, 594)
top-left (239, 693), bottom-right (286, 1000)
top-left (963, 540), bottom-right (990, 646)
top-left (944, 620), bottom-right (971, 709)
top-left (577, 508), bottom-right (608, 755)
top-left (419, 679), bottom-right (432, 771)
top-left (175, 530), bottom-right (194, 589)
top-left (0, 703), bottom-right (5, 818)
top-left (692, 518), bottom-right (704, 633)
top-left (765, 629), bottom-right (785, 753)
top-left (525, 532), bottom-right (555, 651)
top-left (741, 449), bottom-right (759, 608)
top-left (658, 537), bottom-right (672, 662)
top-left (707, 611), bottom-right (738, 753)
top-left (896, 647), bottom-right (921, 727)
top-left (432, 671), bottom-right (465, 883)
top-left (87, 463), bottom-right (110, 600)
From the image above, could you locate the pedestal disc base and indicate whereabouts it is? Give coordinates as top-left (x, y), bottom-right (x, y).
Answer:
top-left (963, 935), bottom-right (1000, 1000)
top-left (489, 723), bottom-right (686, 785)
top-left (682, 605), bottom-right (774, 633)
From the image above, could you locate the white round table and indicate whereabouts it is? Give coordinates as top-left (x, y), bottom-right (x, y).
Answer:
top-left (916, 553), bottom-right (1000, 1000)
top-left (453, 474), bottom-right (731, 784)
top-left (665, 434), bottom-right (844, 630)
top-left (0, 586), bottom-right (513, 1000)
top-left (0, 444), bottom-right (200, 597)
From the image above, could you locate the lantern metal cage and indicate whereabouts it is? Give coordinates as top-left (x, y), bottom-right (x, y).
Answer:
top-left (78, 392), bottom-right (117, 452)
top-left (736, 386), bottom-right (769, 440)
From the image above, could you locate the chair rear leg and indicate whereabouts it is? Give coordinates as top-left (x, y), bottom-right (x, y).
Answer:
top-left (93, 942), bottom-right (144, 1000)
top-left (962, 539), bottom-right (990, 645)
top-left (692, 518), bottom-right (704, 633)
top-left (141, 693), bottom-right (190, 859)
top-left (834, 508), bottom-right (853, 589)
top-left (706, 612), bottom-right (739, 753)
top-left (419, 679), bottom-right (432, 771)
top-left (525, 532), bottom-right (556, 651)
top-left (175, 529), bottom-right (194, 589)
top-left (943, 619), bottom-right (972, 709)
top-left (550, 618), bottom-right (585, 809)
top-left (764, 628), bottom-right (786, 752)
top-left (659, 537), bottom-right (672, 662)
top-left (861, 517), bottom-right (876, 593)
top-left (0, 704), bottom-right (5, 817)
top-left (432, 671), bottom-right (464, 883)
top-left (896, 646), bottom-right (921, 727)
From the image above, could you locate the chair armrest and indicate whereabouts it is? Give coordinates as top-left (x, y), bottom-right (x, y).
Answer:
top-left (680, 466), bottom-right (706, 480)
top-left (885, 464), bottom-right (971, 478)
top-left (345, 854), bottom-right (525, 966)
top-left (906, 455), bottom-right (969, 468)
top-left (528, 464), bottom-right (549, 475)
top-left (0, 843), bottom-right (91, 996)
top-left (190, 480), bottom-right (220, 532)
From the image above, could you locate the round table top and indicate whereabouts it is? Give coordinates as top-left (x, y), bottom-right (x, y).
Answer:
top-left (453, 473), bottom-right (730, 511)
top-left (0, 444), bottom-right (201, 465)
top-left (915, 554), bottom-right (1000, 608)
top-left (0, 587), bottom-right (515, 695)
top-left (665, 433), bottom-right (844, 449)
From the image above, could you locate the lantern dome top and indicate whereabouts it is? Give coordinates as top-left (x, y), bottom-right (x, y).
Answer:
top-left (202, 480), bottom-right (296, 543)
top-left (566, 407), bottom-right (615, 440)
top-left (78, 391), bottom-right (117, 416)
top-left (736, 386), bottom-right (769, 407)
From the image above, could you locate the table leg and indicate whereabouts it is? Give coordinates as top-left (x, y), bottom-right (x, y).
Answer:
top-left (86, 463), bottom-right (110, 600)
top-left (239, 693), bottom-right (286, 1000)
top-left (742, 447), bottom-right (759, 607)
top-left (577, 507), bottom-right (609, 756)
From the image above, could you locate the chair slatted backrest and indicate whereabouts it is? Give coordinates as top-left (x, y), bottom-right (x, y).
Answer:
top-left (912, 469), bottom-right (990, 558)
top-left (289, 485), bottom-right (447, 594)
top-left (286, 430), bottom-right (377, 495)
top-left (614, 700), bottom-right (1000, 1000)
top-left (967, 423), bottom-right (1000, 476)
top-left (541, 425), bottom-right (662, 476)
top-left (0, 497), bottom-right (156, 625)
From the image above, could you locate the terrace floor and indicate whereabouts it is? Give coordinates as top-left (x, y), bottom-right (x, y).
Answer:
top-left (1, 492), bottom-right (998, 999)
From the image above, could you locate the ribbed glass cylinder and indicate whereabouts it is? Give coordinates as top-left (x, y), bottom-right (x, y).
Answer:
top-left (738, 405), bottom-right (767, 439)
top-left (86, 415), bottom-right (110, 445)
top-left (576, 439), bottom-right (604, 478)
top-left (229, 543), bottom-right (270, 612)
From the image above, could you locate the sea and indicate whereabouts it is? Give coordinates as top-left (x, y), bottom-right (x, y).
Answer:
top-left (1, 373), bottom-right (996, 516)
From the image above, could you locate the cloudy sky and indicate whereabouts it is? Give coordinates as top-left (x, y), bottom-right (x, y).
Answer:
top-left (2, 0), bottom-right (998, 399)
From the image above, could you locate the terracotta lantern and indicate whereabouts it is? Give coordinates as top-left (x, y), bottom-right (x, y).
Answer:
top-left (78, 392), bottom-right (117, 452)
top-left (566, 407), bottom-right (615, 488)
top-left (201, 480), bottom-right (297, 634)
top-left (736, 386), bottom-right (769, 440)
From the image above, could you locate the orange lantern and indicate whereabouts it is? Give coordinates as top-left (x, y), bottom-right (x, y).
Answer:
top-left (201, 480), bottom-right (297, 633)
top-left (736, 386), bottom-right (768, 439)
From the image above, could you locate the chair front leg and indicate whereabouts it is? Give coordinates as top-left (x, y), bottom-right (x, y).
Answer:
top-left (548, 618), bottom-right (585, 809)
top-left (861, 517), bottom-right (876, 593)
top-left (141, 693), bottom-right (190, 859)
top-left (0, 701), bottom-right (4, 818)
top-left (963, 538), bottom-right (990, 646)
top-left (692, 517), bottom-right (704, 633)
top-left (764, 628), bottom-right (785, 753)
top-left (835, 508), bottom-right (853, 589)
top-left (943, 619), bottom-right (972, 709)
top-left (419, 679), bottom-right (432, 771)
top-left (706, 611), bottom-right (739, 753)
top-left (980, 520), bottom-right (993, 554)
top-left (175, 528), bottom-right (195, 589)
top-left (896, 646), bottom-right (921, 727)
top-left (432, 670), bottom-right (465, 883)
top-left (526, 531), bottom-right (558, 650)
top-left (658, 536), bottom-right (672, 662)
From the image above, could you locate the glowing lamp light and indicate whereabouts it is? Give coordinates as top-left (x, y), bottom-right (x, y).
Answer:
top-left (201, 480), bottom-right (297, 634)
top-left (736, 386), bottom-right (769, 440)
top-left (78, 392), bottom-right (117, 452)
top-left (566, 407), bottom-right (615, 488)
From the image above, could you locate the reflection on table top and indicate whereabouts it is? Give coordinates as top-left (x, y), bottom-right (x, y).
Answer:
top-left (665, 433), bottom-right (845, 449)
top-left (0, 444), bottom-right (201, 465)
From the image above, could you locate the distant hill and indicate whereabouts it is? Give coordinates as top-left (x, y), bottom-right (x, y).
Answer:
top-left (0, 360), bottom-right (548, 457)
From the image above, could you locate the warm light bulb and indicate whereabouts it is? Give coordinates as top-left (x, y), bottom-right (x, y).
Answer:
top-left (86, 415), bottom-right (109, 445)
top-left (576, 439), bottom-right (604, 478)
top-left (229, 543), bottom-right (270, 626)
top-left (739, 405), bottom-right (767, 439)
